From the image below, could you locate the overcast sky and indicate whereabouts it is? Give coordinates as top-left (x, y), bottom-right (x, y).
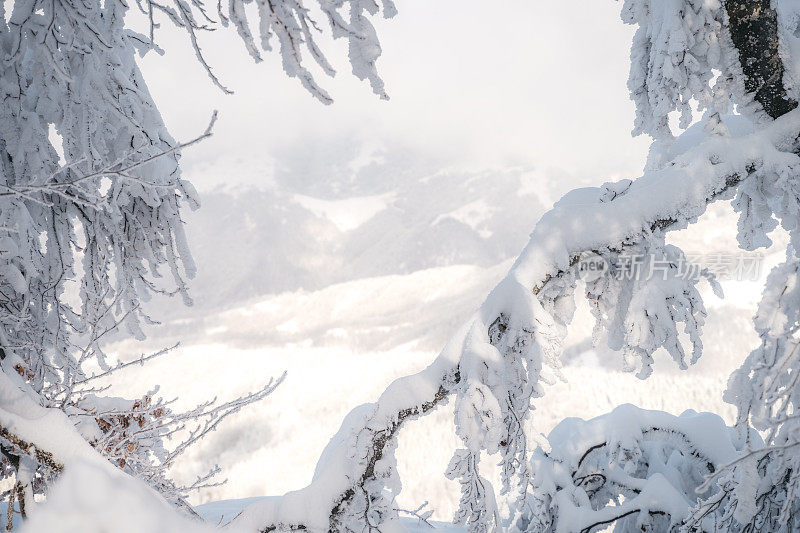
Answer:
top-left (136, 1), bottom-right (652, 195)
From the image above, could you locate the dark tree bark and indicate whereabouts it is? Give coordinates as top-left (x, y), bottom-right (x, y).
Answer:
top-left (726, 0), bottom-right (798, 119)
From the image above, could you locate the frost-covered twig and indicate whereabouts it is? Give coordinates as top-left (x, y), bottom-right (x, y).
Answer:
top-left (132, 0), bottom-right (396, 101)
top-left (396, 502), bottom-right (435, 528)
top-left (68, 343), bottom-right (179, 390)
top-left (0, 112), bottom-right (218, 203)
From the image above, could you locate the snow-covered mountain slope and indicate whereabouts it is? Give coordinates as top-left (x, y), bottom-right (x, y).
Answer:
top-left (133, 262), bottom-right (508, 353)
top-left (145, 161), bottom-right (549, 321)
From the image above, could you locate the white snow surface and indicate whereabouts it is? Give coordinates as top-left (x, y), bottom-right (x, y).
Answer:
top-left (18, 461), bottom-right (222, 533)
top-left (195, 499), bottom-right (460, 532)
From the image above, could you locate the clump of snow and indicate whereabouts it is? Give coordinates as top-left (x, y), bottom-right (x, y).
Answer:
top-left (19, 461), bottom-right (224, 533)
top-left (513, 405), bottom-right (747, 532)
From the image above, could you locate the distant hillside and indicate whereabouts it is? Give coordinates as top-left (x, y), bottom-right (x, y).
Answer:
top-left (142, 163), bottom-right (548, 324)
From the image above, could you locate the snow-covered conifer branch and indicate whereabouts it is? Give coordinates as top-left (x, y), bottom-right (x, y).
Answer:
top-left (624, 0), bottom-right (799, 139)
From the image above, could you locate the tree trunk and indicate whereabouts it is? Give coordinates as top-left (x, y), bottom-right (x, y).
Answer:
top-left (726, 0), bottom-right (798, 119)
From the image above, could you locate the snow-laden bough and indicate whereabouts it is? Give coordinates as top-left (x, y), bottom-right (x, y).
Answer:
top-left (232, 2), bottom-right (800, 530)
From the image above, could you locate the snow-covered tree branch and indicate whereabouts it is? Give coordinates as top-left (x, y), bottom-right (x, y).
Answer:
top-left (130, 0), bottom-right (396, 101)
top-left (0, 0), bottom-right (396, 525)
top-left (510, 405), bottom-right (748, 533)
top-left (231, 1), bottom-right (800, 531)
